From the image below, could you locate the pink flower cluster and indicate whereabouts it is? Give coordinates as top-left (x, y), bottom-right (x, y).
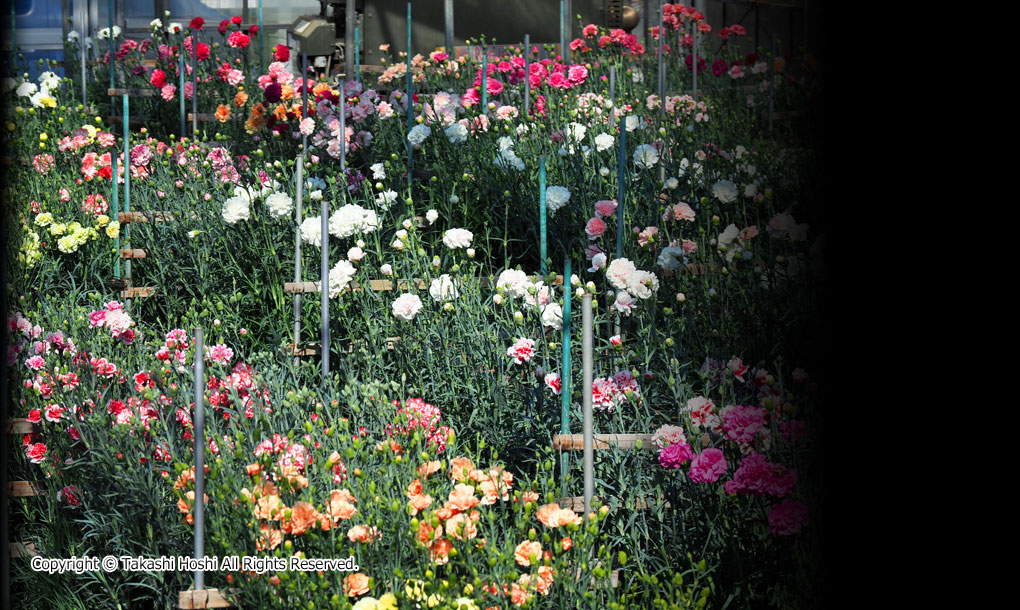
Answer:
top-left (767, 498), bottom-right (808, 535)
top-left (688, 448), bottom-right (728, 483)
top-left (591, 370), bottom-right (641, 412)
top-left (88, 302), bottom-right (136, 344)
top-left (720, 405), bottom-right (768, 453)
top-left (206, 362), bottom-right (271, 418)
top-left (724, 452), bottom-right (797, 498)
top-left (657, 441), bottom-right (694, 469)
top-left (387, 397), bottom-right (454, 452)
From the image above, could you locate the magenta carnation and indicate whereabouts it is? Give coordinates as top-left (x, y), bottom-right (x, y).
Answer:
top-left (767, 498), bottom-right (809, 535)
top-left (658, 441), bottom-right (694, 469)
top-left (724, 452), bottom-right (797, 497)
top-left (688, 447), bottom-right (728, 483)
top-left (721, 404), bottom-right (767, 452)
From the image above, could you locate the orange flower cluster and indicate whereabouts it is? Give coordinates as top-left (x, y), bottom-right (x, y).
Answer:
top-left (244, 103), bottom-right (267, 132)
top-left (176, 490), bottom-right (209, 525)
top-left (215, 104), bottom-right (231, 123)
top-left (535, 503), bottom-right (584, 528)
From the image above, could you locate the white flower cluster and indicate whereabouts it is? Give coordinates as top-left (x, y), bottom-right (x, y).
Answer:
top-left (633, 144), bottom-right (659, 169)
top-left (316, 259), bottom-right (357, 299)
top-left (442, 228), bottom-right (473, 249)
top-left (392, 293), bottom-right (424, 321)
top-left (605, 258), bottom-right (659, 314)
top-left (329, 204), bottom-right (379, 239)
top-left (545, 186), bottom-right (570, 214)
top-left (407, 124), bottom-right (431, 146)
top-left (711, 180), bottom-right (739, 203)
top-left (265, 192), bottom-right (294, 218)
top-left (429, 274), bottom-right (460, 302)
top-left (300, 216), bottom-right (323, 246)
top-left (445, 122), bottom-right (468, 143)
top-left (222, 196), bottom-right (250, 225)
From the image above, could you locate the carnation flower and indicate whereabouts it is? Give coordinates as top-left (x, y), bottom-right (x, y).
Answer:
top-left (407, 124), bottom-right (431, 146)
top-left (265, 192), bottom-right (293, 218)
top-left (222, 196), bottom-right (250, 224)
top-left (318, 259), bottom-right (356, 299)
top-left (651, 424), bottom-right (687, 449)
top-left (545, 186), bottom-right (571, 214)
top-left (585, 217), bottom-right (607, 240)
top-left (688, 448), bottom-right (728, 483)
top-left (496, 269), bottom-right (533, 299)
top-left (506, 338), bottom-right (535, 364)
top-left (541, 303), bottom-right (563, 330)
top-left (443, 228), bottom-right (473, 249)
top-left (594, 132), bottom-right (615, 151)
top-left (605, 258), bottom-right (637, 291)
top-left (426, 209), bottom-right (439, 224)
top-left (633, 144), bottom-right (660, 169)
top-left (657, 246), bottom-right (686, 271)
top-left (445, 122), bottom-right (468, 143)
top-left (657, 441), bottom-right (694, 469)
top-left (300, 216), bottom-right (323, 246)
top-left (329, 204), bottom-right (379, 238)
top-left (392, 293), bottom-right (423, 321)
top-left (429, 274), bottom-right (460, 302)
top-left (711, 180), bottom-right (739, 203)
top-left (767, 498), bottom-right (809, 535)
top-left (544, 373), bottom-right (562, 395)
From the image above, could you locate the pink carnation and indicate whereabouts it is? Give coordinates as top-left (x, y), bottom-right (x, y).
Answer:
top-left (594, 199), bottom-right (617, 218)
top-left (658, 441), bottom-right (694, 469)
top-left (767, 498), bottom-right (808, 535)
top-left (585, 217), bottom-right (607, 240)
top-left (720, 405), bottom-right (767, 453)
top-left (724, 452), bottom-right (797, 498)
top-left (689, 448), bottom-right (728, 483)
top-left (544, 373), bottom-right (562, 395)
top-left (507, 338), bottom-right (535, 365)
top-left (206, 344), bottom-right (234, 366)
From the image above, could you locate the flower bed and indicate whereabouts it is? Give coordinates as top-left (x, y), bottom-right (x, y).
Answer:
top-left (4, 4), bottom-right (827, 608)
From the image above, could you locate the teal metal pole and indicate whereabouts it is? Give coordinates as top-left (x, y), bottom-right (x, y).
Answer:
top-left (108, 0), bottom-right (115, 90)
top-left (559, 257), bottom-right (572, 486)
top-left (178, 52), bottom-right (185, 138)
top-left (481, 49), bottom-right (487, 110)
top-left (354, 27), bottom-right (360, 87)
top-left (258, 0), bottom-right (264, 74)
top-left (539, 155), bottom-right (547, 274)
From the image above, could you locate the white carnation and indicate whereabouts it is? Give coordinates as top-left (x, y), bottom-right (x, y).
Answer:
top-left (375, 189), bottom-right (398, 209)
top-left (426, 209), bottom-right (439, 224)
top-left (541, 302), bottom-right (563, 330)
top-left (711, 180), bottom-right (739, 203)
top-left (16, 82), bottom-right (37, 97)
top-left (594, 132), bottom-right (615, 151)
top-left (222, 196), bottom-right (250, 225)
top-left (633, 144), bottom-right (659, 169)
top-left (392, 293), bottom-right (424, 321)
top-left (605, 258), bottom-right (637, 292)
top-left (429, 274), bottom-right (460, 302)
top-left (325, 259), bottom-right (356, 298)
top-left (496, 269), bottom-right (533, 299)
top-left (407, 124), bottom-right (431, 146)
top-left (300, 216), bottom-right (323, 246)
top-left (329, 204), bottom-right (378, 238)
top-left (445, 122), bottom-right (468, 143)
top-left (265, 192), bottom-right (294, 218)
top-left (565, 122), bottom-right (587, 142)
top-left (442, 228), bottom-right (473, 249)
top-left (494, 149), bottom-right (525, 171)
top-left (545, 186), bottom-right (570, 214)
top-left (370, 162), bottom-right (386, 179)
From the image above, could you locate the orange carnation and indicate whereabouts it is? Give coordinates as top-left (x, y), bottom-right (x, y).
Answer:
top-left (233, 90), bottom-right (248, 107)
top-left (430, 538), bottom-right (453, 565)
top-left (514, 540), bottom-right (542, 567)
top-left (215, 104), bottom-right (231, 123)
top-left (449, 457), bottom-right (474, 481)
top-left (256, 524), bottom-right (283, 551)
top-left (282, 501), bottom-right (319, 535)
top-left (343, 572), bottom-right (370, 597)
top-left (417, 460), bottom-right (442, 478)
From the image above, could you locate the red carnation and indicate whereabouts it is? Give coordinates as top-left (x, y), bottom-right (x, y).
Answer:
top-left (218, 19), bottom-right (229, 35)
top-left (274, 44), bottom-right (290, 62)
top-left (189, 17), bottom-right (205, 30)
top-left (231, 16), bottom-right (243, 25)
top-left (197, 42), bottom-right (210, 60)
top-left (248, 25), bottom-right (259, 36)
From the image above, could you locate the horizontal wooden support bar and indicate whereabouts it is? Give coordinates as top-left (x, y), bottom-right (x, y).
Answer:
top-left (108, 87), bottom-right (157, 97)
top-left (117, 210), bottom-right (195, 223)
top-left (122, 287), bottom-right (156, 298)
top-left (178, 588), bottom-right (235, 609)
top-left (187, 113), bottom-right (218, 122)
top-left (5, 418), bottom-right (35, 434)
top-left (285, 344), bottom-right (321, 357)
top-left (686, 263), bottom-right (712, 275)
top-left (120, 248), bottom-right (147, 259)
top-left (558, 495), bottom-right (671, 512)
top-left (9, 481), bottom-right (40, 497)
top-left (552, 433), bottom-right (656, 451)
top-left (9, 542), bottom-right (40, 558)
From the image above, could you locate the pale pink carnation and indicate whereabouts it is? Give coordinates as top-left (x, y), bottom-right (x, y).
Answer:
top-left (160, 84), bottom-right (176, 101)
top-left (637, 226), bottom-right (658, 247)
top-left (594, 199), bottom-right (617, 218)
top-left (651, 424), bottom-right (686, 449)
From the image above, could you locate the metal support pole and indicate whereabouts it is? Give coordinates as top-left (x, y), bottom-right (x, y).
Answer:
top-left (559, 257), bottom-right (572, 489)
top-left (62, 0), bottom-right (71, 63)
top-left (293, 154), bottom-right (304, 365)
top-left (108, 0), bottom-right (114, 90)
top-left (80, 0), bottom-right (87, 106)
top-left (320, 200), bottom-right (330, 386)
top-left (559, 0), bottom-right (565, 60)
top-left (301, 51), bottom-right (308, 150)
top-left (345, 0), bottom-right (354, 80)
top-left (192, 327), bottom-right (205, 591)
top-left (616, 121), bottom-right (626, 259)
top-left (354, 27), bottom-right (360, 86)
top-left (192, 31), bottom-right (198, 137)
top-left (657, 0), bottom-right (665, 106)
top-left (178, 52), bottom-right (185, 138)
top-left (581, 294), bottom-right (593, 514)
top-left (406, 2), bottom-right (412, 181)
top-left (444, 0), bottom-right (454, 53)
top-left (339, 88), bottom-right (346, 168)
top-left (539, 155), bottom-right (547, 274)
top-left (481, 49), bottom-right (487, 110)
top-left (523, 34), bottom-right (530, 116)
top-left (564, 0), bottom-right (572, 63)
top-left (122, 94), bottom-right (131, 306)
top-left (258, 0), bottom-right (264, 73)
top-left (609, 64), bottom-right (615, 110)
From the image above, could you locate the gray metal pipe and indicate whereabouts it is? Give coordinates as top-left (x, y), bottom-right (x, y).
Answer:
top-left (581, 294), bottom-right (593, 514)
top-left (293, 154), bottom-right (304, 366)
top-left (320, 200), bottom-right (330, 385)
top-left (80, 0), bottom-right (86, 106)
top-left (192, 327), bottom-right (205, 590)
top-left (523, 34), bottom-right (530, 116)
top-left (692, 25), bottom-right (698, 99)
top-left (345, 0), bottom-right (355, 80)
top-left (768, 37), bottom-right (776, 133)
top-left (192, 31), bottom-right (198, 137)
top-left (444, 0), bottom-right (454, 54)
top-left (339, 87), bottom-right (346, 168)
top-left (609, 64), bottom-right (615, 110)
